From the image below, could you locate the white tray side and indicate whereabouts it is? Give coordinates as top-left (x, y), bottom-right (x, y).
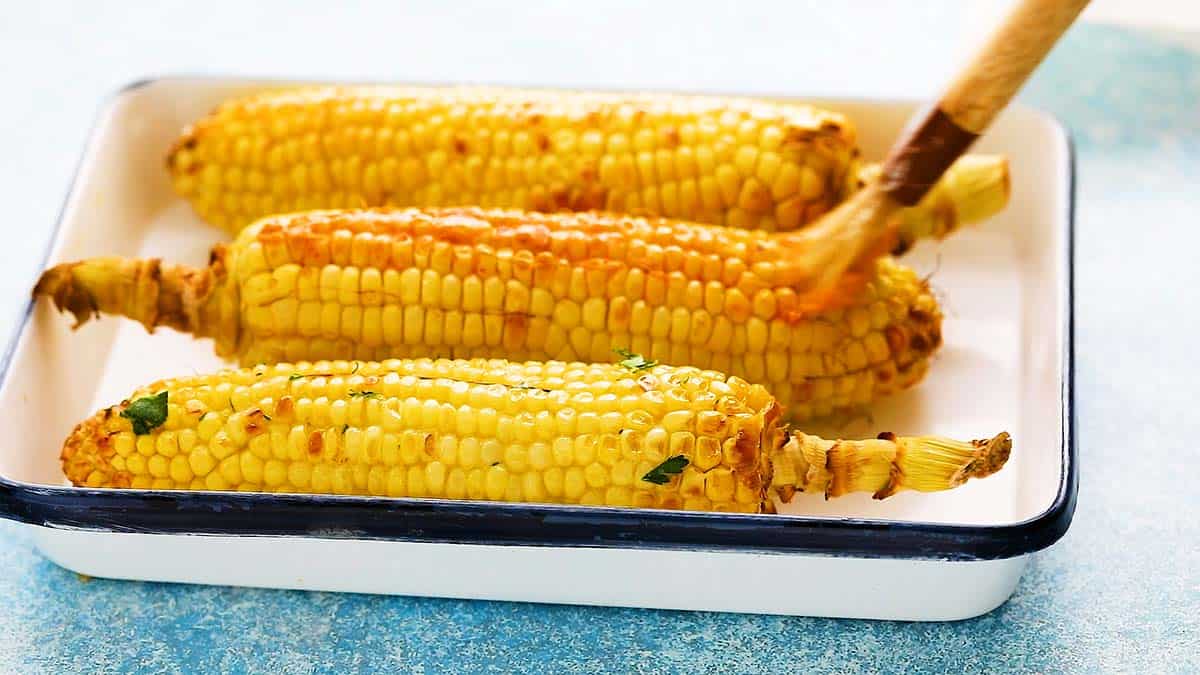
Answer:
top-left (34, 526), bottom-right (1027, 621)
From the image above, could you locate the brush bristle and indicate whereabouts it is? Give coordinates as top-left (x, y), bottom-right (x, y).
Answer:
top-left (779, 185), bottom-right (903, 294)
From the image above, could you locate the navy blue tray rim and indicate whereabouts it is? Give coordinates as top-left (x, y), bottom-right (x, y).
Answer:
top-left (0, 77), bottom-right (1078, 563)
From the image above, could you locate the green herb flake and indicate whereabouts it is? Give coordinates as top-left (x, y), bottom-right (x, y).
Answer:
top-left (641, 455), bottom-right (689, 485)
top-left (614, 348), bottom-right (658, 373)
top-left (120, 391), bottom-right (168, 435)
top-left (229, 398), bottom-right (236, 412)
top-left (491, 461), bottom-right (501, 467)
top-left (351, 361), bottom-right (361, 374)
top-left (348, 389), bottom-right (382, 400)
top-left (288, 373), bottom-right (304, 381)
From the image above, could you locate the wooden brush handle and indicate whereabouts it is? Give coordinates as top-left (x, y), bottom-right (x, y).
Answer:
top-left (881, 0), bottom-right (1089, 205)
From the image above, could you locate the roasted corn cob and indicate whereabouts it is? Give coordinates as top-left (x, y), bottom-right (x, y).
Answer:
top-left (61, 358), bottom-right (1011, 512)
top-left (167, 86), bottom-right (1009, 239)
top-left (36, 208), bottom-right (944, 422)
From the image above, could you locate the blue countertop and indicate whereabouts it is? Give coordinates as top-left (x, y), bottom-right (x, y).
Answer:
top-left (1, 5), bottom-right (1197, 672)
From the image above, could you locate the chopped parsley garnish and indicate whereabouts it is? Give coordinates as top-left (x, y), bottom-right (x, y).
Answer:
top-left (351, 361), bottom-right (361, 374)
top-left (289, 373), bottom-right (304, 381)
top-left (614, 348), bottom-right (658, 373)
top-left (641, 455), bottom-right (689, 485)
top-left (120, 391), bottom-right (168, 435)
top-left (348, 389), bottom-right (381, 399)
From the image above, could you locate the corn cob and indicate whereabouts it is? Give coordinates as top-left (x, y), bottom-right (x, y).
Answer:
top-left (36, 208), bottom-right (943, 423)
top-left (60, 358), bottom-right (1011, 512)
top-left (167, 86), bottom-right (1008, 238)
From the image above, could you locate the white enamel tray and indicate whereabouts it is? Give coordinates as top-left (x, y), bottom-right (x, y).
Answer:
top-left (0, 78), bottom-right (1076, 621)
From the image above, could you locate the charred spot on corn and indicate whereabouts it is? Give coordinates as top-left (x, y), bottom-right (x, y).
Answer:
top-left (642, 455), bottom-right (689, 485)
top-left (245, 409), bottom-right (270, 435)
top-left (614, 348), bottom-right (657, 373)
top-left (119, 391), bottom-right (168, 435)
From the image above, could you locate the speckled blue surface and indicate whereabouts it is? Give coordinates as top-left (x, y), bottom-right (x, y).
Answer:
top-left (1, 7), bottom-right (1198, 672)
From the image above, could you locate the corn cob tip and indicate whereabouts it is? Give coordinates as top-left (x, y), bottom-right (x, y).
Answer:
top-left (770, 427), bottom-right (1012, 501)
top-left (33, 256), bottom-right (226, 339)
top-left (34, 262), bottom-right (101, 328)
top-left (951, 431), bottom-right (1012, 486)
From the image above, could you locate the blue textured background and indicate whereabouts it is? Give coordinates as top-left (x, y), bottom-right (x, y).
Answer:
top-left (2, 4), bottom-right (1198, 672)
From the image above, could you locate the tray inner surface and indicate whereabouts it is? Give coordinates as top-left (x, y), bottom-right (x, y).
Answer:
top-left (0, 80), bottom-right (1069, 528)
